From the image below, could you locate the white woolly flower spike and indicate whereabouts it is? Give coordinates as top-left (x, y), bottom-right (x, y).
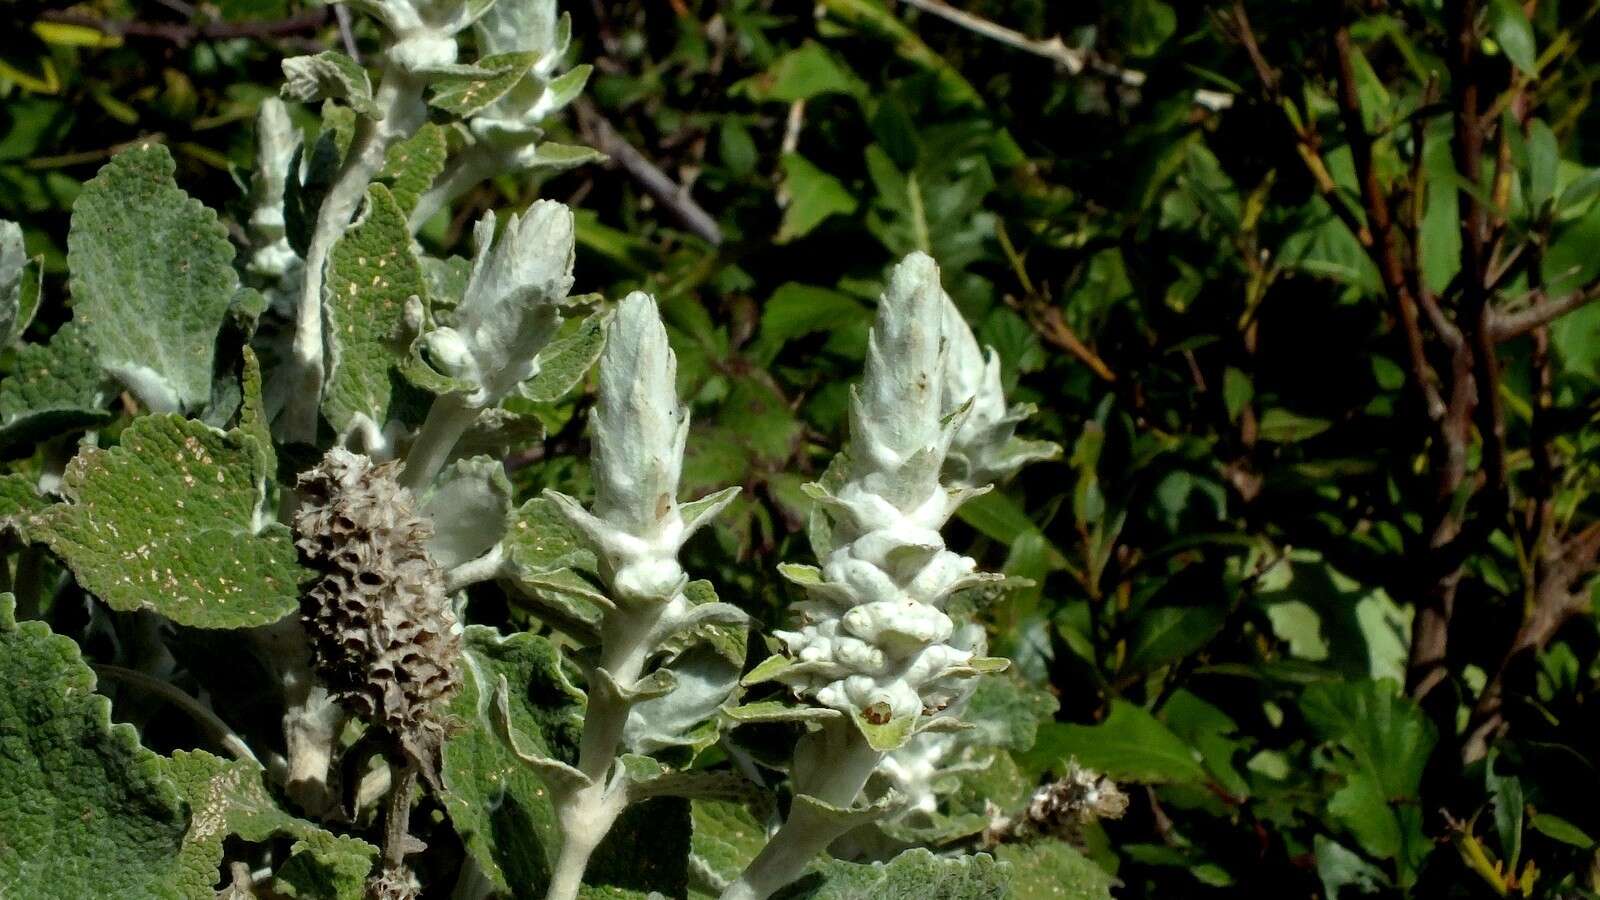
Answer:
top-left (545, 292), bottom-right (738, 603)
top-left (423, 201), bottom-right (574, 409)
top-left (940, 292), bottom-right (1062, 490)
top-left (763, 251), bottom-right (1006, 751)
top-left (867, 286), bottom-right (1063, 838)
top-left (533, 292), bottom-right (742, 900)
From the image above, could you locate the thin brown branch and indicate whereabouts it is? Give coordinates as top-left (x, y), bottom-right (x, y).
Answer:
top-left (574, 99), bottom-right (724, 246)
top-left (1022, 302), bottom-right (1117, 383)
top-left (1230, 4), bottom-right (1373, 248)
top-left (38, 9), bottom-right (329, 46)
top-left (894, 0), bottom-right (1087, 75)
top-left (1491, 283), bottom-right (1600, 340)
top-left (1462, 523), bottom-right (1600, 763)
top-left (1332, 26), bottom-right (1445, 419)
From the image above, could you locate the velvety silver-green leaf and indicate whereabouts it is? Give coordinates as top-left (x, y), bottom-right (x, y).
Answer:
top-left (163, 749), bottom-right (376, 891)
top-left (68, 143), bottom-right (239, 412)
top-left (442, 625), bottom-right (585, 896)
top-left (281, 51), bottom-right (380, 117)
top-left (0, 320), bottom-right (112, 451)
top-left (0, 595), bottom-right (201, 898)
top-left (274, 831), bottom-right (381, 900)
top-left (520, 307), bottom-right (608, 402)
top-left (994, 842), bottom-right (1115, 900)
top-left (0, 219), bottom-right (41, 347)
top-left (689, 799), bottom-right (766, 896)
top-left (0, 473), bottom-right (46, 541)
top-left (423, 455), bottom-right (513, 569)
top-left (379, 122), bottom-right (449, 216)
top-left (34, 414), bottom-right (302, 628)
top-left (429, 51), bottom-right (540, 116)
top-left (323, 184), bottom-right (427, 437)
top-left (774, 848), bottom-right (1006, 900)
top-left (506, 495), bottom-right (606, 631)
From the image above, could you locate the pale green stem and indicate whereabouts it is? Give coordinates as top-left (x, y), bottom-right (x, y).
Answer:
top-left (281, 67), bottom-right (427, 442)
top-left (719, 723), bottom-right (884, 900)
top-left (542, 601), bottom-right (672, 900)
top-left (398, 391), bottom-right (478, 493)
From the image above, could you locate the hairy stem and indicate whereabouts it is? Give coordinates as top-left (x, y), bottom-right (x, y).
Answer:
top-left (281, 67), bottom-right (427, 443)
top-left (399, 391), bottom-right (478, 493)
top-left (720, 723), bottom-right (883, 900)
top-left (542, 603), bottom-right (669, 900)
top-left (374, 759), bottom-right (420, 893)
top-left (253, 616), bottom-right (345, 817)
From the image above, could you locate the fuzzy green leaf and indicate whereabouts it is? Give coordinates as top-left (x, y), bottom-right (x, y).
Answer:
top-left (0, 594), bottom-right (201, 898)
top-left (775, 848), bottom-right (1007, 899)
top-left (281, 52), bottom-right (379, 117)
top-left (0, 321), bottom-right (112, 451)
top-left (994, 842), bottom-right (1116, 900)
top-left (34, 414), bottom-right (302, 628)
top-left (0, 219), bottom-right (40, 347)
top-left (274, 831), bottom-right (382, 900)
top-left (379, 122), bottom-right (449, 215)
top-left (689, 799), bottom-right (766, 896)
top-left (323, 184), bottom-right (427, 437)
top-left (521, 307), bottom-right (609, 402)
top-left (163, 749), bottom-right (376, 891)
top-left (68, 143), bottom-right (239, 412)
top-left (442, 625), bottom-right (585, 896)
top-left (429, 51), bottom-right (540, 116)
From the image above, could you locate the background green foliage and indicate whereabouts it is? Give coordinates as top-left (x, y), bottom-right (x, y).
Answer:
top-left (7, 0), bottom-right (1600, 896)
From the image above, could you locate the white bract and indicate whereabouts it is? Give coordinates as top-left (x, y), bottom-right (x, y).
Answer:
top-left (426, 203), bottom-right (573, 407)
top-left (401, 202), bottom-right (575, 493)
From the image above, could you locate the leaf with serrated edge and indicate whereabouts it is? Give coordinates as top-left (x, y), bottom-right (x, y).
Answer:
top-left (323, 184), bottom-right (427, 438)
top-left (68, 143), bottom-right (239, 412)
top-left (690, 799), bottom-right (766, 895)
top-left (281, 52), bottom-right (379, 117)
top-left (274, 831), bottom-right (381, 900)
top-left (775, 848), bottom-right (1005, 899)
top-left (0, 594), bottom-right (200, 897)
top-left (442, 625), bottom-right (585, 896)
top-left (0, 321), bottom-right (111, 451)
top-left (163, 749), bottom-right (376, 891)
top-left (34, 415), bottom-right (302, 628)
top-left (994, 842), bottom-right (1115, 900)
